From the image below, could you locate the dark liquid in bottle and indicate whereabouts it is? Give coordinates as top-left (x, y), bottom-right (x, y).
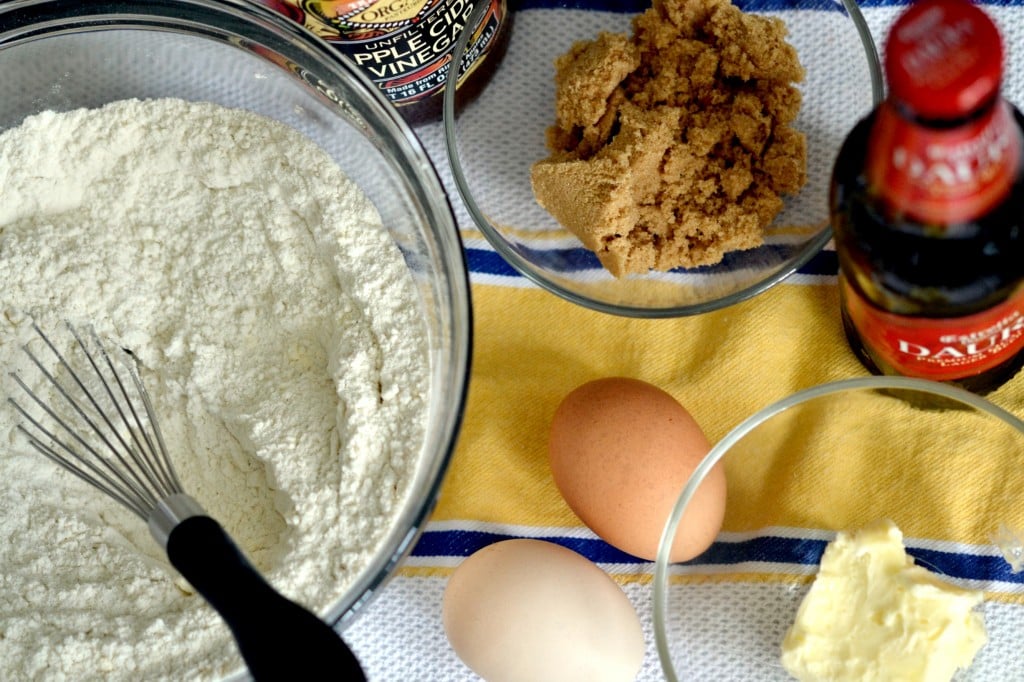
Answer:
top-left (832, 108), bottom-right (1024, 395)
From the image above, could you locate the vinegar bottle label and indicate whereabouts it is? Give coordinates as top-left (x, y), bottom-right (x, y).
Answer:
top-left (842, 277), bottom-right (1024, 381)
top-left (260, 0), bottom-right (506, 109)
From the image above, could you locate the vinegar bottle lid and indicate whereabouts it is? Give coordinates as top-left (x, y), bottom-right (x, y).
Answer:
top-left (885, 0), bottom-right (1003, 120)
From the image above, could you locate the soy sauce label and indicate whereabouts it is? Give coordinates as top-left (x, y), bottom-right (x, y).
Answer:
top-left (263, 0), bottom-right (505, 106)
top-left (842, 276), bottom-right (1024, 380)
top-left (865, 100), bottom-right (1020, 225)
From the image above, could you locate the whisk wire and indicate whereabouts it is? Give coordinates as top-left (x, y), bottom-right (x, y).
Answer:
top-left (8, 324), bottom-right (182, 517)
top-left (30, 326), bottom-right (163, 509)
top-left (7, 321), bottom-right (368, 679)
top-left (125, 357), bottom-right (185, 495)
top-left (8, 390), bottom-right (152, 519)
top-left (80, 326), bottom-right (182, 497)
top-left (11, 351), bottom-right (160, 515)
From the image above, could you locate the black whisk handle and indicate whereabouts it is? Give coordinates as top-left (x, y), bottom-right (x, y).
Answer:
top-left (166, 515), bottom-right (367, 681)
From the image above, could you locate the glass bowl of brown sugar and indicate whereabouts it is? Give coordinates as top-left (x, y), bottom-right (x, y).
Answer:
top-left (444, 0), bottom-right (883, 317)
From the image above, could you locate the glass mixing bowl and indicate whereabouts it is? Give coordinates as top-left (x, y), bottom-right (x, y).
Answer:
top-left (0, 0), bottom-right (471, 678)
top-left (654, 376), bottom-right (1024, 680)
top-left (444, 0), bottom-right (882, 317)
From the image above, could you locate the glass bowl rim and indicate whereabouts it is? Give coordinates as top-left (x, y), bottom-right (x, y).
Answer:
top-left (0, 0), bottom-right (473, 640)
top-left (444, 0), bottom-right (884, 319)
top-left (651, 374), bottom-right (1024, 681)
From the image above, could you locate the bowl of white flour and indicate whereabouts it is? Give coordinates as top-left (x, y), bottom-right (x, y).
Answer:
top-left (0, 1), bottom-right (471, 679)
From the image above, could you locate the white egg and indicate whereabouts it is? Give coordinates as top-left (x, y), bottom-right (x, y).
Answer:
top-left (442, 538), bottom-right (645, 682)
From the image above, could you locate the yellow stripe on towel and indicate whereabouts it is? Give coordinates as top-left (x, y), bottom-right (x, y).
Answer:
top-left (432, 281), bottom-right (1024, 548)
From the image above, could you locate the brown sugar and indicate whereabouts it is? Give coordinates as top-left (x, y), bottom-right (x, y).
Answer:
top-left (530, 0), bottom-right (807, 277)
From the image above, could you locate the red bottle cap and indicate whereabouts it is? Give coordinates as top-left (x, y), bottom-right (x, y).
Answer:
top-left (884, 0), bottom-right (1003, 120)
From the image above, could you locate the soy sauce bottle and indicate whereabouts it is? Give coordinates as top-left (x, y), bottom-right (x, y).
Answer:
top-left (831, 0), bottom-right (1024, 394)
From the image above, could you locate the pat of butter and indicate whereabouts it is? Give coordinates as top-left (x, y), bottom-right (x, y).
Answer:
top-left (780, 520), bottom-right (986, 682)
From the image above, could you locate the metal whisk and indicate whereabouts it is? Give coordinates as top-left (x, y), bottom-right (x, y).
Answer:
top-left (8, 323), bottom-right (366, 681)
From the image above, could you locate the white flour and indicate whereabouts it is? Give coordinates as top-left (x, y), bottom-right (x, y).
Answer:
top-left (0, 98), bottom-right (429, 680)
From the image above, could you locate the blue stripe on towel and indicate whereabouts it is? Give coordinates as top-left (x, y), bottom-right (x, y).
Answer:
top-left (909, 547), bottom-right (1024, 585)
top-left (466, 247), bottom-right (521, 277)
top-left (511, 0), bottom-right (845, 11)
top-left (509, 1), bottom-right (650, 11)
top-left (510, 0), bottom-right (1023, 11)
top-left (800, 249), bottom-right (838, 277)
top-left (412, 529), bottom-right (1024, 584)
top-left (413, 529), bottom-right (643, 562)
top-left (465, 245), bottom-right (839, 278)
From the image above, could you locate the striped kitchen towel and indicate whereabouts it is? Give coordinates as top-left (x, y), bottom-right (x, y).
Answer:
top-left (345, 1), bottom-right (1024, 680)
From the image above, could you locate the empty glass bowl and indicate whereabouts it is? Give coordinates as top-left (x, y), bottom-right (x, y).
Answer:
top-left (444, 0), bottom-right (882, 317)
top-left (654, 376), bottom-right (1024, 680)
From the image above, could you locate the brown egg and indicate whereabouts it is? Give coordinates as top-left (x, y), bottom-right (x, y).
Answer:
top-left (548, 377), bottom-right (726, 562)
